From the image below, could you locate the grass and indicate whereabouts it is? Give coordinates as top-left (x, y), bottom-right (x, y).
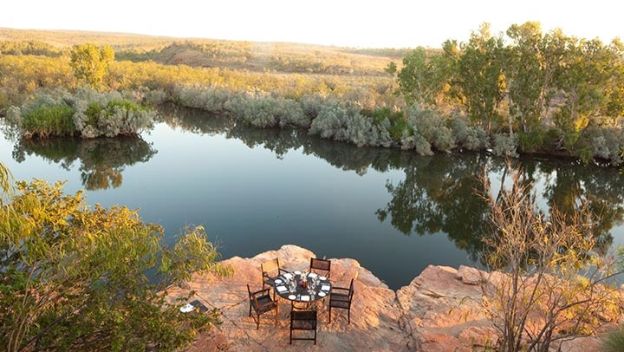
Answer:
top-left (0, 27), bottom-right (409, 76)
top-left (21, 103), bottom-right (75, 138)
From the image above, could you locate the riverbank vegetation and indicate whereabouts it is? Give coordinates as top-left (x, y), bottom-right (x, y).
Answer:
top-left (397, 22), bottom-right (624, 165)
top-left (1, 25), bottom-right (623, 165)
top-left (6, 88), bottom-right (155, 138)
top-left (0, 162), bottom-right (227, 351)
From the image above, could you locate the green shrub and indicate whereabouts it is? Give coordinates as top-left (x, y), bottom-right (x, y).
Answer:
top-left (21, 103), bottom-right (75, 138)
top-left (8, 88), bottom-right (155, 138)
top-left (542, 127), bottom-right (564, 150)
top-left (602, 326), bottom-right (624, 352)
top-left (518, 129), bottom-right (545, 153)
top-left (493, 133), bottom-right (519, 157)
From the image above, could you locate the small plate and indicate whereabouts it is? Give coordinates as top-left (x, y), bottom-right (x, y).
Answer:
top-left (319, 276), bottom-right (327, 281)
top-left (294, 271), bottom-right (302, 275)
top-left (308, 272), bottom-right (318, 278)
top-left (318, 291), bottom-right (326, 297)
top-left (274, 279), bottom-right (283, 284)
top-left (288, 294), bottom-right (297, 300)
top-left (180, 303), bottom-right (195, 313)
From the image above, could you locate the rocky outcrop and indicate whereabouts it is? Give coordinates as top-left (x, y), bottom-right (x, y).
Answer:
top-left (165, 245), bottom-right (606, 351)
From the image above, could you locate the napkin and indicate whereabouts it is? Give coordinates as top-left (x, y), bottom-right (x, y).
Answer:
top-left (321, 284), bottom-right (330, 291)
top-left (276, 286), bottom-right (288, 293)
top-left (300, 295), bottom-right (310, 301)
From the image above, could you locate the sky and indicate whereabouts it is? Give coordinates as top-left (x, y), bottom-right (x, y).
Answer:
top-left (1, 0), bottom-right (622, 48)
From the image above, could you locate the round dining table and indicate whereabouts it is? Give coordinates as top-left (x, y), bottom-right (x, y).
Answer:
top-left (272, 270), bottom-right (331, 304)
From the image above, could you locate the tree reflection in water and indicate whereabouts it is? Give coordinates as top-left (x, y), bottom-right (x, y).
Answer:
top-left (165, 106), bottom-right (624, 260)
top-left (12, 136), bottom-right (157, 190)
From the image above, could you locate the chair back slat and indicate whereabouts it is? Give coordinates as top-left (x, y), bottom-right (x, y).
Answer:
top-left (309, 258), bottom-right (331, 275)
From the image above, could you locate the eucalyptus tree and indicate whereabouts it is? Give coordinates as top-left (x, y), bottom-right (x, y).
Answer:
top-left (456, 24), bottom-right (507, 132)
top-left (505, 22), bottom-right (560, 133)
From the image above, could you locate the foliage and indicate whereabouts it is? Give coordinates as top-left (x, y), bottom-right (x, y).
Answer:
top-left (7, 88), bottom-right (155, 138)
top-left (0, 40), bottom-right (61, 56)
top-left (602, 326), bottom-right (624, 352)
top-left (225, 93), bottom-right (310, 128)
top-left (405, 106), bottom-right (455, 152)
top-left (21, 103), bottom-right (76, 138)
top-left (309, 102), bottom-right (393, 147)
top-left (492, 133), bottom-right (518, 158)
top-left (0, 175), bottom-right (226, 352)
top-left (396, 21), bottom-right (624, 165)
top-left (69, 43), bottom-right (115, 88)
top-left (448, 115), bottom-right (489, 151)
top-left (481, 170), bottom-right (624, 352)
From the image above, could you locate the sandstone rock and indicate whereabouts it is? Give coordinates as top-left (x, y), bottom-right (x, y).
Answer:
top-left (457, 265), bottom-right (485, 285)
top-left (168, 245), bottom-right (410, 351)
top-left (166, 245), bottom-right (612, 352)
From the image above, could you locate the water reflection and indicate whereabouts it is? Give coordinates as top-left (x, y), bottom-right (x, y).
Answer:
top-left (12, 137), bottom-right (157, 190)
top-left (163, 106), bottom-right (624, 260)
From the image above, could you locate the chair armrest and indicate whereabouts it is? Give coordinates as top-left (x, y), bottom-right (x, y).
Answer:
top-left (278, 268), bottom-right (289, 275)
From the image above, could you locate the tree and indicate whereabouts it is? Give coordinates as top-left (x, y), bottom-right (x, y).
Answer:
top-left (0, 168), bottom-right (228, 351)
top-left (384, 61), bottom-right (397, 74)
top-left (397, 47), bottom-right (456, 107)
top-left (505, 22), bottom-right (559, 133)
top-left (456, 24), bottom-right (507, 132)
top-left (552, 37), bottom-right (615, 134)
top-left (69, 44), bottom-right (115, 88)
top-left (480, 168), bottom-right (623, 352)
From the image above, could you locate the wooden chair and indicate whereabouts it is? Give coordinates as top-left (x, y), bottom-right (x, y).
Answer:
top-left (309, 258), bottom-right (331, 278)
top-left (290, 309), bottom-right (318, 344)
top-left (261, 258), bottom-right (288, 289)
top-left (247, 284), bottom-right (278, 329)
top-left (329, 279), bottom-right (354, 324)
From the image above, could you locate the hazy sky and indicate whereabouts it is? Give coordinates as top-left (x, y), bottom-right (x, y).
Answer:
top-left (1, 0), bottom-right (622, 47)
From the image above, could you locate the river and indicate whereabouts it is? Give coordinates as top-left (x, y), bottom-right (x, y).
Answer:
top-left (2, 107), bottom-right (623, 289)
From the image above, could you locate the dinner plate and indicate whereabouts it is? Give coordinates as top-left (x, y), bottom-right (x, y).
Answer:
top-left (308, 272), bottom-right (318, 277)
top-left (288, 294), bottom-right (297, 300)
top-left (180, 303), bottom-right (195, 313)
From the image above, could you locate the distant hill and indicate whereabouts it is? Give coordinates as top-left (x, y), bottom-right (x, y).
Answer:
top-left (0, 28), bottom-right (421, 76)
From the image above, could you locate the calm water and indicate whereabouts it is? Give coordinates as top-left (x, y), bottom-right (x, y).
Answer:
top-left (2, 108), bottom-right (624, 289)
